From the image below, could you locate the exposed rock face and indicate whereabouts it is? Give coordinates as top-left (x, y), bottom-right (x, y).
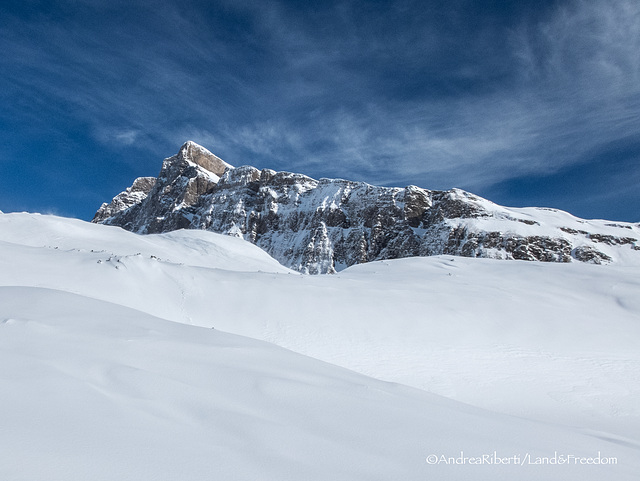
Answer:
top-left (93, 141), bottom-right (232, 232)
top-left (94, 141), bottom-right (640, 273)
top-left (94, 176), bottom-right (156, 222)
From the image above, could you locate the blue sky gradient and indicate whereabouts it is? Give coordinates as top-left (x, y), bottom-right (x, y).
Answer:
top-left (1, 0), bottom-right (639, 221)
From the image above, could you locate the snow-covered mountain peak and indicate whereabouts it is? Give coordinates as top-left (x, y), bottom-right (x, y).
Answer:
top-left (94, 142), bottom-right (235, 230)
top-left (95, 142), bottom-right (640, 272)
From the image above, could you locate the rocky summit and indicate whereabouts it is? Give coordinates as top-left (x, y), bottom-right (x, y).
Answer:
top-left (93, 141), bottom-right (640, 273)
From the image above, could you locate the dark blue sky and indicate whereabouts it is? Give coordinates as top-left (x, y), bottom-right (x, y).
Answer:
top-left (1, 0), bottom-right (639, 221)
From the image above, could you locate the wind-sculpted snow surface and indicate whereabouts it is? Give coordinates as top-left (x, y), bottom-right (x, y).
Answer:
top-left (2, 213), bottom-right (640, 480)
top-left (94, 142), bottom-right (640, 273)
top-left (3, 287), bottom-right (637, 481)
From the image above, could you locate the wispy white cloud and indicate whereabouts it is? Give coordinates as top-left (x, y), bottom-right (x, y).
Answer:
top-left (93, 128), bottom-right (142, 146)
top-left (1, 0), bottom-right (638, 210)
top-left (203, 0), bottom-right (640, 193)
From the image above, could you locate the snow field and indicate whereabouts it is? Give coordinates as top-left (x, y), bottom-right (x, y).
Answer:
top-left (1, 212), bottom-right (639, 479)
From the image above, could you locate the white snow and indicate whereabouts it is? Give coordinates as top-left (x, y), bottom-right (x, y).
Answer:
top-left (0, 213), bottom-right (291, 273)
top-left (1, 211), bottom-right (639, 480)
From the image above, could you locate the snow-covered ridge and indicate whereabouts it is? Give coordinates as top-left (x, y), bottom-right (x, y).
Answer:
top-left (94, 141), bottom-right (640, 273)
top-left (0, 212), bottom-right (290, 274)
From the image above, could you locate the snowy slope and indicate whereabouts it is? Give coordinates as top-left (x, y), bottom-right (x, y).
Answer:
top-left (1, 212), bottom-right (640, 479)
top-left (3, 287), bottom-right (638, 480)
top-left (0, 212), bottom-right (291, 273)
